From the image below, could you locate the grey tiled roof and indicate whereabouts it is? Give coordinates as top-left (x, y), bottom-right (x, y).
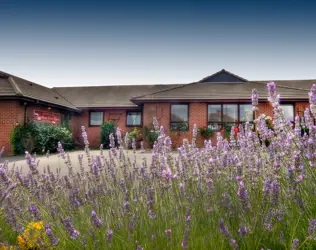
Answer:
top-left (1, 69), bottom-right (315, 110)
top-left (131, 80), bottom-right (315, 101)
top-left (0, 71), bottom-right (78, 111)
top-left (53, 84), bottom-right (182, 108)
top-left (0, 77), bottom-right (16, 96)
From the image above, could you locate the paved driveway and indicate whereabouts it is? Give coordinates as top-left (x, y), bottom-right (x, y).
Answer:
top-left (1, 149), bottom-right (156, 176)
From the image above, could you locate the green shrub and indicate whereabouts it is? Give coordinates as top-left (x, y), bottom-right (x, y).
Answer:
top-left (128, 127), bottom-right (141, 140)
top-left (9, 122), bottom-right (75, 155)
top-left (10, 123), bottom-right (34, 155)
top-left (32, 122), bottom-right (74, 153)
top-left (143, 124), bottom-right (159, 147)
top-left (100, 122), bottom-right (117, 149)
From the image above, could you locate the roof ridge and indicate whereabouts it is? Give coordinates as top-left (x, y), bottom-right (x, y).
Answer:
top-left (52, 83), bottom-right (181, 89)
top-left (51, 88), bottom-right (78, 109)
top-left (252, 81), bottom-right (310, 92)
top-left (8, 77), bottom-right (23, 96)
top-left (131, 82), bottom-right (197, 100)
top-left (255, 79), bottom-right (316, 82)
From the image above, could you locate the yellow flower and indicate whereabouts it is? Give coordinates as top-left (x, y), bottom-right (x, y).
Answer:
top-left (0, 243), bottom-right (17, 250)
top-left (17, 221), bottom-right (51, 250)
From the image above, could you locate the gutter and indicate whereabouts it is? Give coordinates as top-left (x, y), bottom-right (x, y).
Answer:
top-left (0, 96), bottom-right (81, 113)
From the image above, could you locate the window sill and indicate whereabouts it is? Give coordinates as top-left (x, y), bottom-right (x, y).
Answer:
top-left (126, 124), bottom-right (142, 127)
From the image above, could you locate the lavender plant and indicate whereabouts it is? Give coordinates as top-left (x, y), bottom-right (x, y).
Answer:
top-left (2, 83), bottom-right (316, 249)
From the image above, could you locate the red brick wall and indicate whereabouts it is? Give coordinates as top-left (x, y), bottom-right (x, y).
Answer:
top-left (143, 103), bottom-right (170, 129)
top-left (143, 103), bottom-right (208, 148)
top-left (0, 100), bottom-right (25, 156)
top-left (70, 113), bottom-right (83, 146)
top-left (0, 101), bottom-right (70, 156)
top-left (255, 103), bottom-right (274, 118)
top-left (295, 102), bottom-right (309, 116)
top-left (26, 105), bottom-right (62, 124)
top-left (71, 109), bottom-right (131, 147)
top-left (142, 101), bottom-right (310, 148)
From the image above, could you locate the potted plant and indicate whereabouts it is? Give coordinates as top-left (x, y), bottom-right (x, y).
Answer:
top-left (143, 124), bottom-right (159, 148)
top-left (198, 125), bottom-right (214, 139)
top-left (128, 127), bottom-right (142, 149)
top-left (221, 124), bottom-right (234, 139)
top-left (170, 122), bottom-right (188, 149)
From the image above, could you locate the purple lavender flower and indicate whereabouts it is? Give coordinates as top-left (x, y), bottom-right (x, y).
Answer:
top-left (294, 115), bottom-right (301, 135)
top-left (0, 146), bottom-right (4, 158)
top-left (181, 215), bottom-right (191, 249)
top-left (153, 117), bottom-right (159, 132)
top-left (116, 127), bottom-right (123, 146)
top-left (305, 108), bottom-right (312, 129)
top-left (192, 124), bottom-right (198, 147)
top-left (291, 238), bottom-right (300, 250)
top-left (25, 151), bottom-right (38, 174)
top-left (180, 183), bottom-right (185, 195)
top-left (267, 82), bottom-right (279, 103)
top-left (28, 202), bottom-right (41, 219)
top-left (81, 126), bottom-right (89, 146)
top-left (124, 132), bottom-right (130, 148)
top-left (308, 219), bottom-right (316, 240)
top-left (309, 84), bottom-right (316, 118)
top-left (0, 167), bottom-right (10, 184)
top-left (219, 218), bottom-right (231, 238)
top-left (109, 133), bottom-right (115, 148)
top-left (271, 180), bottom-right (280, 205)
top-left (140, 141), bottom-right (145, 153)
top-left (229, 239), bottom-right (239, 250)
top-left (91, 211), bottom-right (102, 228)
top-left (61, 217), bottom-right (80, 240)
top-left (132, 138), bottom-right (136, 153)
top-left (107, 229), bottom-right (113, 242)
top-left (237, 180), bottom-right (248, 200)
top-left (165, 229), bottom-right (172, 244)
top-left (252, 89), bottom-right (259, 110)
top-left (45, 224), bottom-right (60, 246)
top-left (238, 225), bottom-right (249, 236)
top-left (57, 141), bottom-right (65, 158)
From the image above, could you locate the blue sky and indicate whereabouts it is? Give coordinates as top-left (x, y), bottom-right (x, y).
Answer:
top-left (0, 0), bottom-right (315, 87)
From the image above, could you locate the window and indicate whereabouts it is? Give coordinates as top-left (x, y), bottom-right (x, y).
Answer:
top-left (280, 104), bottom-right (294, 121)
top-left (126, 111), bottom-right (142, 126)
top-left (223, 104), bottom-right (238, 122)
top-left (208, 105), bottom-right (222, 131)
top-left (207, 104), bottom-right (254, 131)
top-left (171, 104), bottom-right (189, 131)
top-left (240, 104), bottom-right (253, 122)
top-left (208, 105), bottom-right (221, 122)
top-left (89, 111), bottom-right (103, 126)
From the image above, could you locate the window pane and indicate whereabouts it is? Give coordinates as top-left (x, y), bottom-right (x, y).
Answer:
top-left (127, 112), bottom-right (142, 126)
top-left (223, 104), bottom-right (238, 122)
top-left (280, 104), bottom-right (294, 121)
top-left (171, 105), bottom-right (188, 122)
top-left (208, 123), bottom-right (221, 131)
top-left (90, 112), bottom-right (103, 126)
top-left (240, 104), bottom-right (253, 122)
top-left (208, 105), bottom-right (222, 122)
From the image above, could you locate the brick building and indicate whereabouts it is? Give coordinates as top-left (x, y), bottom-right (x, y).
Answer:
top-left (0, 69), bottom-right (314, 155)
